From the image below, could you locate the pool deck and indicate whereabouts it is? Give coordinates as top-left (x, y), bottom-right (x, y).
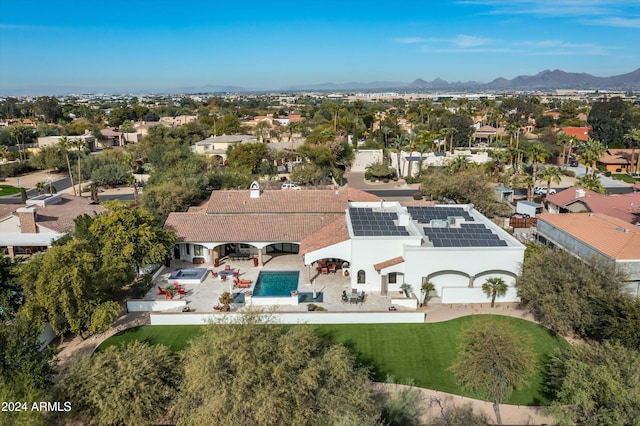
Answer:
top-left (145, 254), bottom-right (416, 313)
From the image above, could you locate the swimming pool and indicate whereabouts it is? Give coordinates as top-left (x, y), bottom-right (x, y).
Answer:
top-left (253, 271), bottom-right (300, 297)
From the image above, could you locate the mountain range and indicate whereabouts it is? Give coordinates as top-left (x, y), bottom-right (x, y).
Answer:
top-left (286, 68), bottom-right (640, 92)
top-left (2, 68), bottom-right (640, 96)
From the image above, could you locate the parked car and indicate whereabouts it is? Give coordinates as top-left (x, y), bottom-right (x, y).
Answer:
top-left (533, 186), bottom-right (556, 195)
top-left (565, 158), bottom-right (579, 167)
top-left (281, 183), bottom-right (301, 190)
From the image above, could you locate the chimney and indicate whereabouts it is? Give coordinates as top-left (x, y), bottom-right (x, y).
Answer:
top-left (17, 207), bottom-right (38, 234)
top-left (576, 189), bottom-right (585, 198)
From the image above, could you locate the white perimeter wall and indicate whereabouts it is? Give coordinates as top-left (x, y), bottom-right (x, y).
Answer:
top-left (150, 311), bottom-right (425, 325)
top-left (441, 286), bottom-right (520, 304)
top-left (127, 300), bottom-right (186, 312)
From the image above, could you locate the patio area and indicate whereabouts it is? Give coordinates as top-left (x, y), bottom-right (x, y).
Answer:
top-left (144, 254), bottom-right (415, 313)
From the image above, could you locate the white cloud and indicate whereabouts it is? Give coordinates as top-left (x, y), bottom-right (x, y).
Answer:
top-left (454, 34), bottom-right (494, 47)
top-left (393, 37), bottom-right (429, 44)
top-left (584, 16), bottom-right (640, 28)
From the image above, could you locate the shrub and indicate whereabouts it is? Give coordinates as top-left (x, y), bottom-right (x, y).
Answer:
top-left (560, 169), bottom-right (576, 177)
top-left (412, 191), bottom-right (424, 200)
top-left (605, 171), bottom-right (612, 177)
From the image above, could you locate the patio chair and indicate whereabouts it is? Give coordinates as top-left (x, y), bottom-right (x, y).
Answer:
top-left (359, 291), bottom-right (366, 304)
top-left (329, 263), bottom-right (337, 273)
top-left (177, 287), bottom-right (187, 295)
top-left (157, 286), bottom-right (168, 296)
top-left (341, 292), bottom-right (349, 303)
top-left (165, 291), bottom-right (173, 299)
top-left (233, 270), bottom-right (239, 278)
top-left (321, 267), bottom-right (328, 275)
top-left (225, 265), bottom-right (231, 271)
top-left (173, 281), bottom-right (183, 288)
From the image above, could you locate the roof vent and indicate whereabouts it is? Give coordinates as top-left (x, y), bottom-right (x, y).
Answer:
top-left (576, 189), bottom-right (586, 198)
top-left (249, 181), bottom-right (261, 198)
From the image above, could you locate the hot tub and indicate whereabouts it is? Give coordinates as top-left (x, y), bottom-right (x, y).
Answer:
top-left (168, 268), bottom-right (208, 285)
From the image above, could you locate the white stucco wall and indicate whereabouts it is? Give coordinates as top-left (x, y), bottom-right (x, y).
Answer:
top-left (127, 300), bottom-right (187, 312)
top-left (441, 286), bottom-right (520, 304)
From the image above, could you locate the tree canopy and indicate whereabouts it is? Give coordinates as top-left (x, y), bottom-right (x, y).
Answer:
top-left (547, 341), bottom-right (640, 426)
top-left (450, 318), bottom-right (534, 426)
top-left (60, 341), bottom-right (180, 426)
top-left (171, 313), bottom-right (379, 425)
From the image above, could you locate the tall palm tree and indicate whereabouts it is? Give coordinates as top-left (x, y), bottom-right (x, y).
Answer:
top-left (527, 144), bottom-right (547, 186)
top-left (522, 173), bottom-right (535, 201)
top-left (406, 133), bottom-right (416, 178)
top-left (623, 128), bottom-right (640, 174)
top-left (0, 145), bottom-right (8, 163)
top-left (57, 136), bottom-right (76, 196)
top-left (579, 138), bottom-right (605, 177)
top-left (482, 277), bottom-right (508, 308)
top-left (490, 149), bottom-right (509, 182)
top-left (540, 166), bottom-right (562, 199)
top-left (70, 138), bottom-right (87, 194)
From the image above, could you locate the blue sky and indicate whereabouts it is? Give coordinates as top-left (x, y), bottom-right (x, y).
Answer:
top-left (1, 0), bottom-right (639, 93)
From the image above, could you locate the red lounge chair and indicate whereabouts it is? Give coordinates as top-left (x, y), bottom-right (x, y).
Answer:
top-left (177, 287), bottom-right (187, 295)
top-left (211, 271), bottom-right (218, 277)
top-left (165, 292), bottom-right (172, 299)
top-left (158, 286), bottom-right (168, 296)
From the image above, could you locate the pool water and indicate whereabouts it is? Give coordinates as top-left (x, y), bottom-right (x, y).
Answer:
top-left (253, 271), bottom-right (300, 297)
top-left (178, 271), bottom-right (198, 277)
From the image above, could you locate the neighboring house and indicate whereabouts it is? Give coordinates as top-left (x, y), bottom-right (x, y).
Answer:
top-left (597, 148), bottom-right (639, 173)
top-left (190, 134), bottom-right (258, 162)
top-left (536, 213), bottom-right (640, 297)
top-left (546, 186), bottom-right (640, 225)
top-left (560, 126), bottom-right (590, 142)
top-left (37, 134), bottom-right (96, 152)
top-left (164, 185), bottom-right (524, 304)
top-left (472, 125), bottom-right (498, 143)
top-left (159, 115), bottom-right (197, 127)
top-left (0, 193), bottom-right (104, 258)
top-left (98, 128), bottom-right (142, 148)
top-left (390, 150), bottom-right (490, 178)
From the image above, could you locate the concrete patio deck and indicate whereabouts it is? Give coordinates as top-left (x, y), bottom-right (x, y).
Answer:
top-left (145, 254), bottom-right (418, 313)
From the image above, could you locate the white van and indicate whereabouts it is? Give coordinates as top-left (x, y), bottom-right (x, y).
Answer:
top-left (533, 186), bottom-right (556, 195)
top-left (281, 183), bottom-right (301, 190)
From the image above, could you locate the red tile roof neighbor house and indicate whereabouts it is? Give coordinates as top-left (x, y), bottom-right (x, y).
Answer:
top-left (561, 127), bottom-right (590, 142)
top-left (537, 213), bottom-right (640, 260)
top-left (545, 186), bottom-right (640, 224)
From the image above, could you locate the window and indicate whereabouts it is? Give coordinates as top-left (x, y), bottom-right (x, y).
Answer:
top-left (186, 244), bottom-right (190, 254)
top-left (357, 270), bottom-right (366, 284)
top-left (194, 245), bottom-right (203, 256)
top-left (388, 272), bottom-right (397, 284)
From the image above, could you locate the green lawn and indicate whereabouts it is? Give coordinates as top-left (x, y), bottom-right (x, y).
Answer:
top-left (97, 315), bottom-right (568, 406)
top-left (0, 184), bottom-right (21, 196)
top-left (611, 173), bottom-right (639, 183)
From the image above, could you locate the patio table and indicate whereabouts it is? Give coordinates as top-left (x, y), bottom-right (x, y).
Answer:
top-left (348, 293), bottom-right (359, 304)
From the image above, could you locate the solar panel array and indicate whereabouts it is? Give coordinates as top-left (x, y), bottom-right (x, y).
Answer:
top-left (406, 206), bottom-right (474, 223)
top-left (423, 224), bottom-right (507, 247)
top-left (349, 208), bottom-right (410, 237)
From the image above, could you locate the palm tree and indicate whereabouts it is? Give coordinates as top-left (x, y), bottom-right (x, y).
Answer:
top-left (522, 173), bottom-right (535, 201)
top-left (577, 173), bottom-right (605, 194)
top-left (70, 138), bottom-right (86, 194)
top-left (421, 281), bottom-right (435, 306)
top-left (482, 277), bottom-right (508, 308)
top-left (527, 144), bottom-right (547, 186)
top-left (406, 133), bottom-right (416, 178)
top-left (447, 156), bottom-right (470, 174)
top-left (0, 145), bottom-right (8, 163)
top-left (57, 136), bottom-right (76, 196)
top-left (623, 128), bottom-right (640, 174)
top-left (540, 166), bottom-right (562, 199)
top-left (490, 149), bottom-right (509, 182)
top-left (579, 138), bottom-right (605, 177)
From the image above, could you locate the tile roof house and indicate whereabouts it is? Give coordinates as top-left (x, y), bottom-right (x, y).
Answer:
top-left (597, 148), bottom-right (639, 173)
top-left (560, 126), bottom-right (590, 142)
top-left (190, 135), bottom-right (258, 161)
top-left (0, 193), bottom-right (104, 258)
top-left (536, 213), bottom-right (640, 296)
top-left (165, 186), bottom-right (525, 304)
top-left (545, 186), bottom-right (640, 224)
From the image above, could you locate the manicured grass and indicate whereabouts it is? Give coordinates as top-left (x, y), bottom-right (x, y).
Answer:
top-left (97, 315), bottom-right (568, 405)
top-left (0, 184), bottom-right (21, 196)
top-left (611, 173), bottom-right (639, 183)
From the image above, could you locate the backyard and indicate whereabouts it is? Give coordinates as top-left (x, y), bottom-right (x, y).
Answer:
top-left (97, 314), bottom-right (568, 405)
top-left (0, 184), bottom-right (21, 196)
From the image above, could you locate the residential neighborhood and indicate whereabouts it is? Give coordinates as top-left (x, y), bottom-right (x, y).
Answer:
top-left (2, 86), bottom-right (640, 424)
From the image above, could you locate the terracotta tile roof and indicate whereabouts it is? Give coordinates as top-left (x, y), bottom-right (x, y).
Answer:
top-left (33, 195), bottom-right (104, 232)
top-left (400, 200), bottom-right (437, 207)
top-left (561, 127), bottom-right (590, 142)
top-left (547, 186), bottom-right (640, 224)
top-left (373, 256), bottom-right (404, 271)
top-left (165, 213), bottom-right (343, 243)
top-left (204, 188), bottom-right (379, 215)
top-left (598, 149), bottom-right (637, 165)
top-left (537, 213), bottom-right (640, 260)
top-left (299, 216), bottom-right (350, 255)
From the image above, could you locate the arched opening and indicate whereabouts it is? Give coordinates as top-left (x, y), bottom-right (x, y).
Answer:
top-left (357, 270), bottom-right (366, 284)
